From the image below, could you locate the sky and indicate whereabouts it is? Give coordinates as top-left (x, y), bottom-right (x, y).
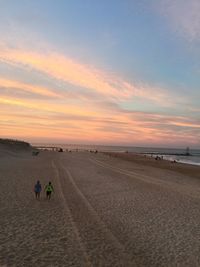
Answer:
top-left (0, 0), bottom-right (200, 148)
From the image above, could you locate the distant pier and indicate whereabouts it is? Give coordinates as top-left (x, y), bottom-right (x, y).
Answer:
top-left (33, 146), bottom-right (63, 152)
top-left (144, 152), bottom-right (191, 156)
top-left (144, 147), bottom-right (191, 157)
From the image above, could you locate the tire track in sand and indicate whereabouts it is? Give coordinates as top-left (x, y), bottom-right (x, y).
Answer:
top-left (90, 157), bottom-right (200, 199)
top-left (52, 160), bottom-right (92, 267)
top-left (57, 160), bottom-right (136, 266)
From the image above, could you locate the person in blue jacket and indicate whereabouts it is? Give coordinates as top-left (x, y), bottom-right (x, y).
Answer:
top-left (34, 180), bottom-right (42, 199)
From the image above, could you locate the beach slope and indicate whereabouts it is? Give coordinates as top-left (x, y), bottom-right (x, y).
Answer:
top-left (0, 147), bottom-right (199, 266)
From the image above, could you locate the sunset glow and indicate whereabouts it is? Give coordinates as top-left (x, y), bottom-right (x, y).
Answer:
top-left (0, 1), bottom-right (200, 147)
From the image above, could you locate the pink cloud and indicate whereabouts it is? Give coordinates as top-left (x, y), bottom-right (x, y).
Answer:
top-left (1, 95), bottom-right (199, 146)
top-left (0, 44), bottom-right (175, 104)
top-left (0, 78), bottom-right (61, 98)
top-left (156, 0), bottom-right (200, 42)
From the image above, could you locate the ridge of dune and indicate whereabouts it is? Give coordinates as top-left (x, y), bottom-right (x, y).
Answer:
top-left (0, 138), bottom-right (30, 148)
top-left (0, 138), bottom-right (34, 157)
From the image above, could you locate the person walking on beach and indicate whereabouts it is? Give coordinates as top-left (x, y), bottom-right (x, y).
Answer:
top-left (34, 180), bottom-right (42, 199)
top-left (45, 181), bottom-right (54, 200)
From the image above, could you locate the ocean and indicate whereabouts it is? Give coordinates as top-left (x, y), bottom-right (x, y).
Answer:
top-left (32, 143), bottom-right (200, 166)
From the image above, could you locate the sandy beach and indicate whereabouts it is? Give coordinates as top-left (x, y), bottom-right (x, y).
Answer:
top-left (0, 145), bottom-right (200, 267)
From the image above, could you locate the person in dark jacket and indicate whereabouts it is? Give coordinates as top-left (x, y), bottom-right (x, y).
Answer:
top-left (34, 180), bottom-right (42, 199)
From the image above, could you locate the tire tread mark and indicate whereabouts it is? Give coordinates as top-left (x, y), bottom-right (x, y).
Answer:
top-left (52, 160), bottom-right (92, 267)
top-left (90, 157), bottom-right (200, 199)
top-left (59, 161), bottom-right (136, 266)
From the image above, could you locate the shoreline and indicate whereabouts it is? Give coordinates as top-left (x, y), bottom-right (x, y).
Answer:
top-left (103, 151), bottom-right (200, 179)
top-left (32, 142), bottom-right (200, 167)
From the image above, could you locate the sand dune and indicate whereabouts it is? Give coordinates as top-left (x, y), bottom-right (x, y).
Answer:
top-left (0, 147), bottom-right (199, 266)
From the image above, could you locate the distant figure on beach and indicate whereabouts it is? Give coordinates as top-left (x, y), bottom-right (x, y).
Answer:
top-left (45, 181), bottom-right (54, 200)
top-left (34, 180), bottom-right (42, 199)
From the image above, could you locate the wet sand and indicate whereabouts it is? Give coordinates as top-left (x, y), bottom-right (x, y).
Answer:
top-left (0, 147), bottom-right (199, 266)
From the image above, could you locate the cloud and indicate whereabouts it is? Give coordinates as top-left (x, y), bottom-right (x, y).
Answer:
top-left (0, 40), bottom-right (198, 146)
top-left (156, 0), bottom-right (200, 42)
top-left (0, 78), bottom-right (61, 98)
top-left (0, 94), bottom-right (107, 120)
top-left (1, 93), bottom-right (199, 144)
top-left (127, 111), bottom-right (200, 129)
top-left (0, 43), bottom-right (175, 104)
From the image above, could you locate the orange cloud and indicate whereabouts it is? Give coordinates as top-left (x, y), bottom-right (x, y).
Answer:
top-left (0, 95), bottom-right (104, 118)
top-left (0, 44), bottom-right (174, 104)
top-left (1, 94), bottom-right (199, 145)
top-left (0, 78), bottom-right (61, 98)
top-left (0, 44), bottom-right (198, 145)
top-left (169, 121), bottom-right (200, 128)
